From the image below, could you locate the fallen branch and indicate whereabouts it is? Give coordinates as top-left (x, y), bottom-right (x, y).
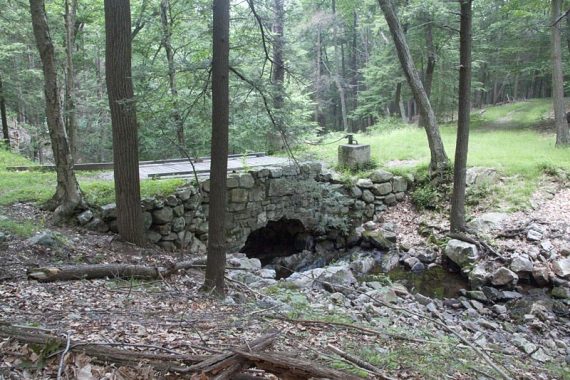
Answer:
top-left (0, 323), bottom-right (207, 371)
top-left (327, 344), bottom-right (394, 380)
top-left (233, 350), bottom-right (363, 380)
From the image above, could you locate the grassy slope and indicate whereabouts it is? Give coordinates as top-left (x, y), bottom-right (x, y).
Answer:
top-left (302, 99), bottom-right (569, 177)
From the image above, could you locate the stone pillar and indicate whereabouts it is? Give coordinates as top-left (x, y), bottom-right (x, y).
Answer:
top-left (338, 144), bottom-right (371, 170)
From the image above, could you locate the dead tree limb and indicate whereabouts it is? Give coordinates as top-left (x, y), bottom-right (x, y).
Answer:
top-left (233, 350), bottom-right (363, 380)
top-left (327, 344), bottom-right (394, 380)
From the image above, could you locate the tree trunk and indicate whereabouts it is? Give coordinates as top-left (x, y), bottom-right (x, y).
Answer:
top-left (64, 0), bottom-right (78, 161)
top-left (377, 0), bottom-right (449, 175)
top-left (29, 0), bottom-right (83, 221)
top-left (552, 0), bottom-right (570, 146)
top-left (0, 75), bottom-right (9, 147)
top-left (267, 0), bottom-right (285, 152)
top-left (104, 0), bottom-right (145, 245)
top-left (419, 14), bottom-right (436, 128)
top-left (395, 82), bottom-right (406, 122)
top-left (160, 0), bottom-right (185, 146)
top-left (332, 0), bottom-right (349, 133)
top-left (204, 0), bottom-right (230, 296)
top-left (450, 0), bottom-right (472, 232)
top-left (314, 26), bottom-right (323, 127)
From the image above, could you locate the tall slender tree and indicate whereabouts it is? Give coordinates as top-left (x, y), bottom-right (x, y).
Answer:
top-left (551, 0), bottom-right (569, 147)
top-left (160, 0), bottom-right (185, 146)
top-left (29, 0), bottom-right (84, 222)
top-left (377, 0), bottom-right (449, 175)
top-left (0, 75), bottom-right (9, 147)
top-left (204, 0), bottom-right (230, 296)
top-left (64, 0), bottom-right (78, 160)
top-left (104, 0), bottom-right (145, 245)
top-left (450, 0), bottom-right (473, 232)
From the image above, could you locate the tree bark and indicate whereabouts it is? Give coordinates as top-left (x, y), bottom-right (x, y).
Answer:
top-left (377, 0), bottom-right (449, 175)
top-left (0, 75), bottom-right (9, 147)
top-left (160, 0), bottom-right (185, 146)
top-left (419, 15), bottom-right (436, 128)
top-left (552, 0), bottom-right (570, 146)
top-left (29, 0), bottom-right (83, 221)
top-left (267, 0), bottom-right (285, 152)
top-left (204, 0), bottom-right (230, 296)
top-left (104, 0), bottom-right (145, 245)
top-left (450, 0), bottom-right (472, 232)
top-left (64, 0), bottom-right (78, 161)
top-left (332, 0), bottom-right (350, 133)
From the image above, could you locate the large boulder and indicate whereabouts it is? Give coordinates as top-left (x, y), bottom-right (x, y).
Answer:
top-left (369, 169), bottom-right (393, 183)
top-left (445, 239), bottom-right (479, 268)
top-left (26, 231), bottom-right (59, 248)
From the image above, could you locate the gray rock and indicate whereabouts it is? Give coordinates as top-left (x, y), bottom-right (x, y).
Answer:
top-left (531, 348), bottom-right (551, 363)
top-left (482, 286), bottom-right (503, 302)
top-left (239, 173), bottom-right (255, 188)
top-left (350, 256), bottom-right (376, 274)
top-left (350, 186), bottom-right (362, 199)
top-left (510, 254), bottom-right (533, 273)
top-left (369, 169), bottom-right (393, 183)
top-left (361, 190), bottom-right (375, 203)
top-left (540, 240), bottom-right (554, 252)
top-left (381, 252), bottom-right (400, 272)
top-left (175, 188), bottom-right (192, 201)
top-left (501, 291), bottom-right (523, 301)
top-left (466, 167), bottom-right (498, 186)
top-left (445, 239), bottom-right (479, 268)
top-left (527, 229), bottom-right (543, 241)
top-left (467, 212), bottom-right (508, 234)
top-left (384, 194), bottom-right (397, 206)
top-left (552, 258), bottom-right (570, 279)
top-left (26, 231), bottom-right (59, 248)
top-left (356, 178), bottom-right (374, 189)
top-left (391, 176), bottom-right (407, 192)
top-left (559, 244), bottom-right (570, 257)
top-left (415, 293), bottom-right (432, 306)
top-left (85, 218), bottom-right (109, 233)
top-left (141, 197), bottom-right (157, 211)
top-left (466, 291), bottom-right (488, 303)
top-left (143, 212), bottom-right (153, 230)
top-left (171, 217), bottom-right (186, 232)
top-left (77, 210), bottom-right (93, 225)
top-left (491, 304), bottom-right (507, 315)
top-left (100, 203), bottom-right (117, 220)
top-left (491, 267), bottom-right (518, 286)
top-left (152, 207), bottom-right (174, 224)
top-left (165, 195), bottom-right (179, 207)
top-left (532, 264), bottom-right (551, 286)
top-left (0, 232), bottom-right (6, 242)
top-left (416, 248), bottom-right (437, 263)
top-left (258, 269), bottom-right (276, 279)
top-left (551, 286), bottom-right (570, 299)
top-left (372, 183), bottom-right (392, 196)
top-left (146, 230), bottom-right (163, 243)
top-left (363, 230), bottom-right (395, 250)
top-left (469, 263), bottom-right (490, 288)
top-left (189, 238), bottom-right (207, 255)
top-left (404, 257), bottom-right (425, 272)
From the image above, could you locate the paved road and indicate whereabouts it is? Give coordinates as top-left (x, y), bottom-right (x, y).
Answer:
top-left (99, 155), bottom-right (293, 180)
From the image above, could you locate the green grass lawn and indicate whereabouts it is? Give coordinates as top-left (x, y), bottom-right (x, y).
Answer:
top-left (0, 149), bottom-right (186, 208)
top-left (299, 99), bottom-right (569, 176)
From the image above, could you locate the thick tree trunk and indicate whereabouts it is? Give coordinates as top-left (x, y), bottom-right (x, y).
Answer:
top-left (104, 0), bottom-right (145, 245)
top-left (160, 0), bottom-right (185, 146)
top-left (0, 75), bottom-right (9, 147)
top-left (377, 0), bottom-right (449, 175)
top-left (450, 0), bottom-right (472, 232)
top-left (552, 0), bottom-right (570, 146)
top-left (204, 0), bottom-right (230, 296)
top-left (29, 0), bottom-right (83, 221)
top-left (64, 0), bottom-right (78, 161)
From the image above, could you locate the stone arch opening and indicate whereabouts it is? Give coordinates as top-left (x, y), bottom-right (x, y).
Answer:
top-left (240, 218), bottom-right (313, 265)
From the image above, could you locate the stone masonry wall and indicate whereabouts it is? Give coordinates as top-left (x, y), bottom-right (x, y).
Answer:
top-left (78, 163), bottom-right (411, 253)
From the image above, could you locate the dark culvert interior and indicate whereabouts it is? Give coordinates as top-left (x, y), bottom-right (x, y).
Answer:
top-left (241, 218), bottom-right (312, 266)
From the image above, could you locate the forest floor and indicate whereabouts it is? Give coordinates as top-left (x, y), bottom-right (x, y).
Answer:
top-left (1, 176), bottom-right (569, 379)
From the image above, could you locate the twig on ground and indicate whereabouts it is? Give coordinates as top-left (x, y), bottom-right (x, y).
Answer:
top-left (56, 331), bottom-right (71, 380)
top-left (327, 344), bottom-right (393, 379)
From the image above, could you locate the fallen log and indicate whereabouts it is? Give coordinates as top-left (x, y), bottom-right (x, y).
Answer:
top-left (0, 323), bottom-right (207, 371)
top-left (233, 350), bottom-right (363, 380)
top-left (185, 330), bottom-right (280, 377)
top-left (26, 261), bottom-right (202, 282)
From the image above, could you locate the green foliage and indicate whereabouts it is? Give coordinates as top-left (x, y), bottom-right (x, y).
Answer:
top-left (411, 184), bottom-right (440, 210)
